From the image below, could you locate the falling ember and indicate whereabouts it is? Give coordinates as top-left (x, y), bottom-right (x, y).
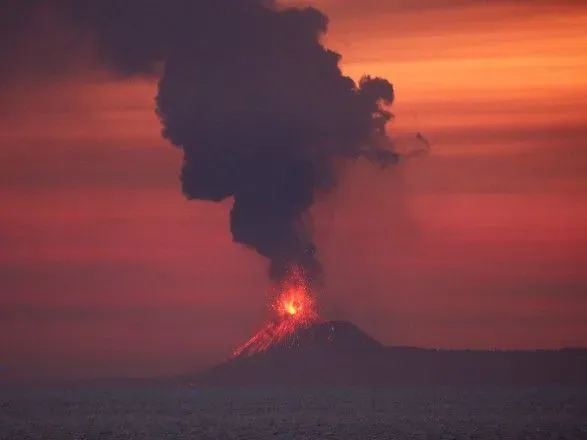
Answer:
top-left (233, 267), bottom-right (319, 357)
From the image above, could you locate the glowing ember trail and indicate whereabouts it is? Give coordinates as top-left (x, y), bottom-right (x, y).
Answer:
top-left (233, 267), bottom-right (319, 357)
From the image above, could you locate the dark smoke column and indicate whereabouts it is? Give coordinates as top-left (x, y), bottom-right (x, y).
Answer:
top-left (61, 0), bottom-right (399, 286)
top-left (155, 1), bottom-right (398, 286)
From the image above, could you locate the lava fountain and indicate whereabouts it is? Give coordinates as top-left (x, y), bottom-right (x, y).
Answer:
top-left (233, 266), bottom-right (319, 357)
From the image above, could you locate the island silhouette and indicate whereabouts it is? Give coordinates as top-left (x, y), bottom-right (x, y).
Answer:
top-left (167, 321), bottom-right (587, 387)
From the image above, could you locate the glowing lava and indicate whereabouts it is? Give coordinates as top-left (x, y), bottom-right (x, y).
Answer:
top-left (233, 267), bottom-right (318, 357)
top-left (273, 283), bottom-right (316, 323)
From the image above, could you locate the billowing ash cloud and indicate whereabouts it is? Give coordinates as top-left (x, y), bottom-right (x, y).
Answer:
top-left (59, 0), bottom-right (400, 284)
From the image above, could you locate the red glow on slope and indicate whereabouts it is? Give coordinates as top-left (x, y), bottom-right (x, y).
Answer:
top-left (233, 267), bottom-right (318, 357)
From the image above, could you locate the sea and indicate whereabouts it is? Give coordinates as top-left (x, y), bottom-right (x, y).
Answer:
top-left (1, 386), bottom-right (586, 439)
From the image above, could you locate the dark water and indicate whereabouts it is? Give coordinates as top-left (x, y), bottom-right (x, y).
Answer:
top-left (1, 387), bottom-right (586, 439)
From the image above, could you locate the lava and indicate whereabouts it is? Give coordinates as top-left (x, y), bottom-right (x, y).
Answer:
top-left (233, 267), bottom-right (318, 357)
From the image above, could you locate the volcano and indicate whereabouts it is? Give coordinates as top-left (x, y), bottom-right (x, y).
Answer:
top-left (182, 320), bottom-right (587, 386)
top-left (191, 320), bottom-right (385, 386)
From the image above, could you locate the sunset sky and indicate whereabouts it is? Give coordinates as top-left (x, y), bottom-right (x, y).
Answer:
top-left (1, 0), bottom-right (586, 381)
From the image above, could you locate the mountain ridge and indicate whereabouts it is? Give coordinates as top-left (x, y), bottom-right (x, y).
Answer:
top-left (182, 320), bottom-right (587, 386)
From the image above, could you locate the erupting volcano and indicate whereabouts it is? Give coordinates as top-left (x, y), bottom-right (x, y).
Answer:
top-left (50, 0), bottom-right (428, 359)
top-left (233, 266), bottom-right (319, 357)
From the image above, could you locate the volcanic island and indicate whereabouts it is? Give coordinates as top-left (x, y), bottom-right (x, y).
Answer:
top-left (172, 269), bottom-right (587, 387)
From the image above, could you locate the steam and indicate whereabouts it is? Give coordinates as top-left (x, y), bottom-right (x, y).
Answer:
top-left (54, 1), bottom-right (400, 285)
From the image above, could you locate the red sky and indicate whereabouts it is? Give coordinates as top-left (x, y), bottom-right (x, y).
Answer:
top-left (1, 0), bottom-right (586, 381)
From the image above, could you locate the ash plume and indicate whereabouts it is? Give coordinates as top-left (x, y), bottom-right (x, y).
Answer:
top-left (41, 0), bottom-right (400, 284)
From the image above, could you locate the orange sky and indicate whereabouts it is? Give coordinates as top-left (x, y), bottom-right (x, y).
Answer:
top-left (1, 0), bottom-right (586, 381)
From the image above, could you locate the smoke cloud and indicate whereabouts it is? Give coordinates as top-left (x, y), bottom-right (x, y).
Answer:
top-left (11, 0), bottom-right (400, 285)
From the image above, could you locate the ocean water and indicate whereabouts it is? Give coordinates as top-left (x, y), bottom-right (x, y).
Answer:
top-left (1, 387), bottom-right (586, 439)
